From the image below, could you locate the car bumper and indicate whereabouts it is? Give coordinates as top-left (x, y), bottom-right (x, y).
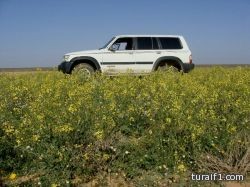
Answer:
top-left (182, 63), bottom-right (195, 73)
top-left (58, 61), bottom-right (71, 74)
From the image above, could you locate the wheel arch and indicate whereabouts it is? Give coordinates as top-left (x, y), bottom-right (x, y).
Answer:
top-left (70, 56), bottom-right (101, 73)
top-left (152, 56), bottom-right (184, 71)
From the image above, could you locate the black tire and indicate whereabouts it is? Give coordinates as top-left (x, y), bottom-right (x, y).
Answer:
top-left (72, 63), bottom-right (95, 77)
top-left (157, 64), bottom-right (180, 72)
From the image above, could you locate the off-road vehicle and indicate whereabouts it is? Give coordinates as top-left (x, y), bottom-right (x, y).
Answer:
top-left (58, 35), bottom-right (194, 75)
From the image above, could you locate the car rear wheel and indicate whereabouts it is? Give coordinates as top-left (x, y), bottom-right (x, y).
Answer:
top-left (157, 64), bottom-right (180, 72)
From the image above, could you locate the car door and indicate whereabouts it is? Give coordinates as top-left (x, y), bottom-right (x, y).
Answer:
top-left (101, 37), bottom-right (135, 74)
top-left (133, 37), bottom-right (161, 73)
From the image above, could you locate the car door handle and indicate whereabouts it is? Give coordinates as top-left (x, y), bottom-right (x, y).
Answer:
top-left (156, 51), bottom-right (161, 54)
top-left (129, 52), bottom-right (133, 55)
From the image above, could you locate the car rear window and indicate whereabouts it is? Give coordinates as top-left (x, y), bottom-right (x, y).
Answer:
top-left (159, 37), bottom-right (182, 49)
top-left (137, 37), bottom-right (152, 50)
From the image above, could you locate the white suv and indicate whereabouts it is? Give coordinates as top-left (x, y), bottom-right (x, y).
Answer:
top-left (58, 35), bottom-right (194, 75)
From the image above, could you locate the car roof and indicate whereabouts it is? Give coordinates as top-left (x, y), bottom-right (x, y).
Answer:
top-left (115, 35), bottom-right (183, 38)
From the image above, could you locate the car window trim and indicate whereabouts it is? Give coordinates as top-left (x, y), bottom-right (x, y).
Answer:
top-left (152, 37), bottom-right (160, 50)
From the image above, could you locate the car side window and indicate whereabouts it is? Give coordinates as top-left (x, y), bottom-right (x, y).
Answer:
top-left (159, 37), bottom-right (183, 49)
top-left (137, 37), bottom-right (152, 50)
top-left (111, 37), bottom-right (133, 51)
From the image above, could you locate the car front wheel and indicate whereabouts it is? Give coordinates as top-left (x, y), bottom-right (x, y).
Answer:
top-left (72, 63), bottom-right (95, 77)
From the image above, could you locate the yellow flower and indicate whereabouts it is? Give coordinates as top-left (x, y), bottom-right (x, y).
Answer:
top-left (94, 130), bottom-right (104, 140)
top-left (177, 163), bottom-right (186, 172)
top-left (68, 104), bottom-right (77, 113)
top-left (54, 124), bottom-right (73, 133)
top-left (83, 153), bottom-right (89, 160)
top-left (103, 153), bottom-right (110, 161)
top-left (9, 173), bottom-right (17, 180)
top-left (32, 135), bottom-right (40, 141)
top-left (51, 183), bottom-right (58, 187)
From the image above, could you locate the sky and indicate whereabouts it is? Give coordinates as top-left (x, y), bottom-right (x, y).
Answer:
top-left (0, 0), bottom-right (249, 68)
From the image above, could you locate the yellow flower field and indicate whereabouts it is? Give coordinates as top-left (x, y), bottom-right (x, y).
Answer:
top-left (0, 67), bottom-right (249, 186)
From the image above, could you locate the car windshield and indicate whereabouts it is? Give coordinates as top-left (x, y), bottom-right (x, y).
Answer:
top-left (99, 37), bottom-right (115, 49)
